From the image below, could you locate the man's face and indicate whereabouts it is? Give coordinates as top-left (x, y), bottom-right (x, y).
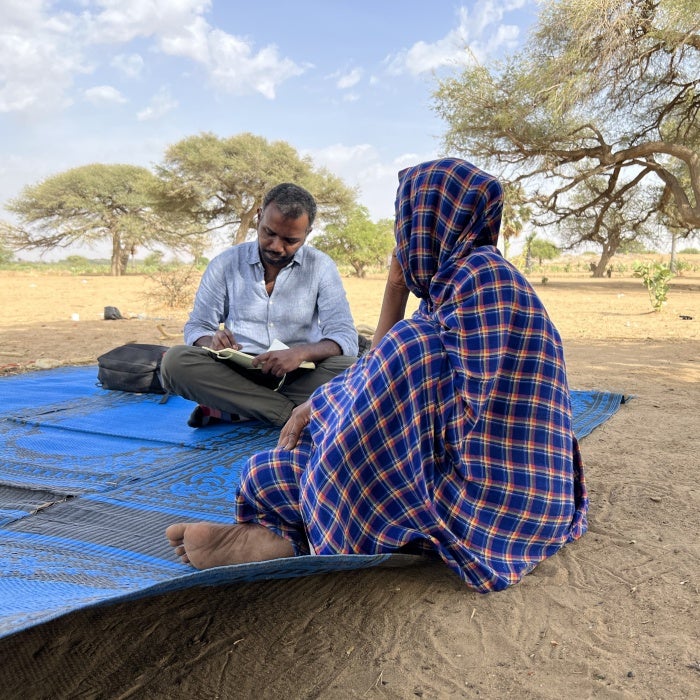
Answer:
top-left (257, 203), bottom-right (310, 269)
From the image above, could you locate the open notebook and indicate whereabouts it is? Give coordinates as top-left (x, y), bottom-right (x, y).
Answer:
top-left (205, 339), bottom-right (315, 390)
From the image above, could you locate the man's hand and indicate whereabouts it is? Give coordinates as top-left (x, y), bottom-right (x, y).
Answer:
top-left (278, 401), bottom-right (311, 450)
top-left (198, 329), bottom-right (240, 351)
top-left (252, 348), bottom-right (306, 377)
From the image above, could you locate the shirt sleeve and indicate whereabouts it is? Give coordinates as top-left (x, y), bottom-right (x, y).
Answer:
top-left (183, 255), bottom-right (229, 346)
top-left (316, 257), bottom-right (359, 357)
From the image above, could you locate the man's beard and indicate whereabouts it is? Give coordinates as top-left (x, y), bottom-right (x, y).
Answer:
top-left (260, 248), bottom-right (294, 268)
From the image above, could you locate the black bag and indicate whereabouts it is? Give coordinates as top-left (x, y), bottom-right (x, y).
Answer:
top-left (97, 343), bottom-right (169, 395)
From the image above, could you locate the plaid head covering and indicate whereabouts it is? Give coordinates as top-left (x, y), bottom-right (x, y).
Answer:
top-left (394, 158), bottom-right (503, 304)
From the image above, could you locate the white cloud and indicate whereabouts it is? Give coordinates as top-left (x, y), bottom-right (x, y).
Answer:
top-left (157, 14), bottom-right (211, 63)
top-left (204, 29), bottom-right (305, 99)
top-left (110, 53), bottom-right (144, 78)
top-left (84, 85), bottom-right (127, 105)
top-left (84, 0), bottom-right (303, 98)
top-left (100, 4), bottom-right (307, 99)
top-left (136, 87), bottom-right (177, 121)
top-left (0, 0), bottom-right (305, 114)
top-left (2, 0), bottom-right (51, 29)
top-left (0, 2), bottom-right (89, 113)
top-left (83, 0), bottom-right (212, 44)
top-left (307, 144), bottom-right (437, 221)
top-left (385, 1), bottom-right (527, 76)
top-left (336, 68), bottom-right (362, 90)
top-left (471, 0), bottom-right (529, 34)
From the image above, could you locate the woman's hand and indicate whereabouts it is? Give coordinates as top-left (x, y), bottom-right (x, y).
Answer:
top-left (278, 400), bottom-right (312, 450)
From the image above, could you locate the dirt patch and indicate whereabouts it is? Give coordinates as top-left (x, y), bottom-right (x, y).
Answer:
top-left (0, 270), bottom-right (698, 699)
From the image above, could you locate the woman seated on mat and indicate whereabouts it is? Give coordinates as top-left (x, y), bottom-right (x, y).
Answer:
top-left (166, 158), bottom-right (588, 592)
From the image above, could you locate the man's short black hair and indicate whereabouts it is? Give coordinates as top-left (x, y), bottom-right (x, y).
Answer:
top-left (263, 183), bottom-right (317, 227)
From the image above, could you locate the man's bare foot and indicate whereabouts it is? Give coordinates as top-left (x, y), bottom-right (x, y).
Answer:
top-left (165, 522), bottom-right (294, 569)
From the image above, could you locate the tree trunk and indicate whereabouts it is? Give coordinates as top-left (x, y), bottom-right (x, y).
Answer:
top-left (592, 246), bottom-right (615, 277)
top-left (111, 234), bottom-right (121, 276)
top-left (669, 231), bottom-right (677, 273)
top-left (118, 247), bottom-right (131, 275)
top-left (235, 202), bottom-right (261, 245)
top-left (351, 261), bottom-right (366, 278)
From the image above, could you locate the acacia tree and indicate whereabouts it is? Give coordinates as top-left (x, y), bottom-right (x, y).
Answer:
top-left (312, 206), bottom-right (394, 277)
top-left (528, 236), bottom-right (560, 265)
top-left (156, 132), bottom-right (358, 245)
top-left (4, 164), bottom-right (201, 275)
top-left (434, 0), bottom-right (700, 249)
top-left (556, 173), bottom-right (658, 274)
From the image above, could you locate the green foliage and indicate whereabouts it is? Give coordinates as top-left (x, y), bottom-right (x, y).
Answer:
top-left (522, 233), bottom-right (559, 271)
top-left (10, 256), bottom-right (114, 275)
top-left (673, 259), bottom-right (691, 274)
top-left (618, 240), bottom-right (651, 255)
top-left (528, 237), bottom-right (559, 264)
top-left (312, 206), bottom-right (394, 277)
top-left (0, 236), bottom-right (13, 264)
top-left (3, 132), bottom-right (358, 269)
top-left (433, 0), bottom-right (700, 233)
top-left (678, 247), bottom-right (699, 255)
top-left (155, 132), bottom-right (357, 245)
top-left (633, 262), bottom-right (674, 311)
top-left (65, 255), bottom-right (90, 265)
top-left (142, 251), bottom-right (165, 270)
top-left (5, 164), bottom-right (202, 276)
top-left (62, 255), bottom-right (95, 273)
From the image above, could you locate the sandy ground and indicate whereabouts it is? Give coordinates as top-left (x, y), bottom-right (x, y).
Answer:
top-left (0, 269), bottom-right (698, 699)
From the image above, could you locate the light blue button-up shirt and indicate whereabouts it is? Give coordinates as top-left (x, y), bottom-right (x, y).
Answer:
top-left (184, 242), bottom-right (359, 356)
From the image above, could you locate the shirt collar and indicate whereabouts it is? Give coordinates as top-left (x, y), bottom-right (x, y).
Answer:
top-left (247, 241), bottom-right (306, 268)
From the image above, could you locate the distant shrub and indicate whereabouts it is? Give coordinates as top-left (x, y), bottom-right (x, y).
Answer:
top-left (672, 259), bottom-right (691, 275)
top-left (55, 256), bottom-right (111, 274)
top-left (528, 238), bottom-right (559, 264)
top-left (0, 244), bottom-right (13, 265)
top-left (618, 240), bottom-right (649, 255)
top-left (678, 247), bottom-right (699, 255)
top-left (633, 261), bottom-right (673, 312)
top-left (142, 251), bottom-right (165, 269)
top-left (146, 266), bottom-right (200, 309)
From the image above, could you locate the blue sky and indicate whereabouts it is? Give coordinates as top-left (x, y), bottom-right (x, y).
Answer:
top-left (1, 0), bottom-right (539, 258)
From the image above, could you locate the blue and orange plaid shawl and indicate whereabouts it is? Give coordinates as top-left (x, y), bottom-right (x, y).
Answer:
top-left (238, 158), bottom-right (587, 592)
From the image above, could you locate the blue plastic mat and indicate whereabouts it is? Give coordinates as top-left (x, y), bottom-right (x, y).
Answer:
top-left (0, 366), bottom-right (626, 638)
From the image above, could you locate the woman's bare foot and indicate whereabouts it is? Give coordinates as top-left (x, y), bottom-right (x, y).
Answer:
top-left (165, 522), bottom-right (294, 569)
